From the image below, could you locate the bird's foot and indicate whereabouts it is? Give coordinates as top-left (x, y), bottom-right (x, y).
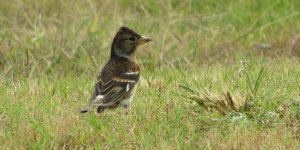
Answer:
top-left (124, 105), bottom-right (130, 115)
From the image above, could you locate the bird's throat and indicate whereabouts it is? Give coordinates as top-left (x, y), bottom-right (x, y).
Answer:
top-left (111, 46), bottom-right (137, 61)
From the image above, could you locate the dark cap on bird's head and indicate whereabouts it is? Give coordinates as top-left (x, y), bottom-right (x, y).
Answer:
top-left (111, 26), bottom-right (152, 59)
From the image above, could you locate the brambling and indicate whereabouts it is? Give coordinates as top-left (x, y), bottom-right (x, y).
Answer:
top-left (81, 26), bottom-right (152, 113)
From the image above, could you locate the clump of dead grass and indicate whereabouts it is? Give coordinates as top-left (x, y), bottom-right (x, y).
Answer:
top-left (180, 85), bottom-right (247, 115)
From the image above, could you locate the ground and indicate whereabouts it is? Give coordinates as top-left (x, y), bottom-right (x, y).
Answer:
top-left (1, 0), bottom-right (300, 149)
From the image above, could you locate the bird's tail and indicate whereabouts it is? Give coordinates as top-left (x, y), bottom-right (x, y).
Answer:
top-left (80, 103), bottom-right (98, 113)
top-left (80, 95), bottom-right (104, 113)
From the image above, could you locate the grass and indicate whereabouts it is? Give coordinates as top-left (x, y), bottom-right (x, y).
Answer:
top-left (1, 0), bottom-right (300, 149)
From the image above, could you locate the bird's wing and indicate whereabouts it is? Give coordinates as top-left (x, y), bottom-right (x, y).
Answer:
top-left (80, 58), bottom-right (140, 113)
top-left (80, 72), bottom-right (139, 113)
top-left (94, 71), bottom-right (140, 107)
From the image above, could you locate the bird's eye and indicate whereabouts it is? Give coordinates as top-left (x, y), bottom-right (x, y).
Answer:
top-left (129, 37), bottom-right (135, 41)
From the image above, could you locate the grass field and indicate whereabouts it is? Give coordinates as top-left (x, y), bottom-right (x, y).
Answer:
top-left (1, 0), bottom-right (300, 149)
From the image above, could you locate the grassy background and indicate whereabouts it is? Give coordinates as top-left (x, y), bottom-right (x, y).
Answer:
top-left (1, 0), bottom-right (300, 149)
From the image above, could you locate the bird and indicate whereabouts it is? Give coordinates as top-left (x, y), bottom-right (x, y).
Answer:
top-left (80, 26), bottom-right (152, 114)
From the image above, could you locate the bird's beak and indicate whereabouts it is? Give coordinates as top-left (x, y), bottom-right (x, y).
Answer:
top-left (137, 36), bottom-right (152, 45)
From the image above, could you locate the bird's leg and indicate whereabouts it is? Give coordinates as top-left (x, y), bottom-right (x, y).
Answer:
top-left (124, 105), bottom-right (130, 115)
top-left (96, 106), bottom-right (106, 113)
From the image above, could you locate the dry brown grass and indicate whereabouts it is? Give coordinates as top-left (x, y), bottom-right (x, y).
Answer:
top-left (181, 88), bottom-right (247, 115)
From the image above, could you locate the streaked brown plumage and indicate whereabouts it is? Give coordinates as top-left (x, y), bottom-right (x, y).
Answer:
top-left (81, 26), bottom-right (151, 113)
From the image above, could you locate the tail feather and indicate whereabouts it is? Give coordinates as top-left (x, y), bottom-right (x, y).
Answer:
top-left (80, 104), bottom-right (95, 113)
top-left (80, 95), bottom-right (104, 113)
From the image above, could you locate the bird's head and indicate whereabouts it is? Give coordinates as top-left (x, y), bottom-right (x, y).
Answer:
top-left (111, 26), bottom-right (152, 59)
